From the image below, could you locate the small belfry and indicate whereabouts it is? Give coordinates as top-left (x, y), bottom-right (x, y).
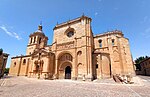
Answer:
top-left (26, 24), bottom-right (48, 55)
top-left (9, 15), bottom-right (135, 81)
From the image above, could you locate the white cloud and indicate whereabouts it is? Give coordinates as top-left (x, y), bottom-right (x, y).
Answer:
top-left (13, 32), bottom-right (22, 40)
top-left (0, 25), bottom-right (12, 36)
top-left (0, 25), bottom-right (22, 40)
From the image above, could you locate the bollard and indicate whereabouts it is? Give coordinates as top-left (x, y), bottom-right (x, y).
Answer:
top-left (82, 75), bottom-right (85, 81)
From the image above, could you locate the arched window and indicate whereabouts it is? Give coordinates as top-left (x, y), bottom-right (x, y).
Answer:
top-left (39, 37), bottom-right (42, 44)
top-left (23, 59), bottom-right (26, 64)
top-left (98, 39), bottom-right (102, 48)
top-left (33, 36), bottom-right (36, 43)
top-left (96, 64), bottom-right (98, 69)
top-left (14, 62), bottom-right (16, 67)
top-left (112, 39), bottom-right (115, 46)
top-left (77, 51), bottom-right (82, 56)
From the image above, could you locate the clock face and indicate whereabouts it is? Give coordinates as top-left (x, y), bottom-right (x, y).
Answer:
top-left (67, 31), bottom-right (74, 37)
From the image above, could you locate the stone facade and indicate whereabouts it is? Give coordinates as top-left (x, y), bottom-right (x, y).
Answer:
top-left (0, 53), bottom-right (9, 78)
top-left (9, 15), bottom-right (135, 80)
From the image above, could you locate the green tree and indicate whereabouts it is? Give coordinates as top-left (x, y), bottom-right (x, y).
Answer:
top-left (135, 56), bottom-right (149, 64)
top-left (134, 56), bottom-right (149, 71)
top-left (4, 68), bottom-right (9, 74)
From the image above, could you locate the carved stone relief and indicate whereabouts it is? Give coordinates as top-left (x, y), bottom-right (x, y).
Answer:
top-left (57, 41), bottom-right (74, 50)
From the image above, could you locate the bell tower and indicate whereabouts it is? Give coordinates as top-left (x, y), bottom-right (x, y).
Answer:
top-left (26, 25), bottom-right (48, 55)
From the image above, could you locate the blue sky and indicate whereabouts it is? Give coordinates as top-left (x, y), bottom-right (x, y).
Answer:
top-left (0, 0), bottom-right (150, 68)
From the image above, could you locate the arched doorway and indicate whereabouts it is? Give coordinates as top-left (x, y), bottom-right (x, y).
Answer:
top-left (65, 66), bottom-right (71, 79)
top-left (59, 62), bottom-right (72, 79)
top-left (58, 52), bottom-right (73, 79)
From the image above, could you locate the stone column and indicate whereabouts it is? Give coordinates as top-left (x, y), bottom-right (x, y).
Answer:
top-left (72, 58), bottom-right (76, 80)
top-left (99, 54), bottom-right (103, 79)
top-left (17, 57), bottom-right (22, 76)
top-left (30, 59), bottom-right (35, 77)
top-left (54, 59), bottom-right (58, 79)
top-left (29, 38), bottom-right (31, 44)
top-left (35, 36), bottom-right (38, 43)
top-left (25, 58), bottom-right (30, 76)
top-left (47, 57), bottom-right (50, 73)
top-left (74, 38), bottom-right (77, 80)
top-left (86, 47), bottom-right (93, 81)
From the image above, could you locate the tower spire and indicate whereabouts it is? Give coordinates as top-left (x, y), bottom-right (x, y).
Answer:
top-left (38, 21), bottom-right (42, 31)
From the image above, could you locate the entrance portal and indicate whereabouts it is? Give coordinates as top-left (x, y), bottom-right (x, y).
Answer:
top-left (65, 66), bottom-right (71, 79)
top-left (58, 53), bottom-right (73, 79)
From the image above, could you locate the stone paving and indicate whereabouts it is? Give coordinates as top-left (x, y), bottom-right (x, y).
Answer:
top-left (0, 76), bottom-right (150, 97)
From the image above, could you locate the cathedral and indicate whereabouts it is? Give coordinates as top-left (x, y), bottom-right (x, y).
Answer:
top-left (9, 15), bottom-right (135, 81)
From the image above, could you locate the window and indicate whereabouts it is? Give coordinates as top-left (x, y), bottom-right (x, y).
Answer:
top-left (23, 59), bottom-right (26, 64)
top-left (96, 64), bottom-right (98, 69)
top-left (77, 51), bottom-right (82, 56)
top-left (39, 37), bottom-right (42, 44)
top-left (14, 62), bottom-right (16, 67)
top-left (112, 39), bottom-right (115, 46)
top-left (65, 27), bottom-right (75, 38)
top-left (33, 36), bottom-right (36, 43)
top-left (67, 31), bottom-right (74, 37)
top-left (98, 39), bottom-right (102, 48)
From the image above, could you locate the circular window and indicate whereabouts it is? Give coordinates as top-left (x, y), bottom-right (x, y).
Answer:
top-left (67, 31), bottom-right (74, 37)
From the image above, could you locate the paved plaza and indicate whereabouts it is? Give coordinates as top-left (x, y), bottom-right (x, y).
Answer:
top-left (0, 76), bottom-right (150, 97)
